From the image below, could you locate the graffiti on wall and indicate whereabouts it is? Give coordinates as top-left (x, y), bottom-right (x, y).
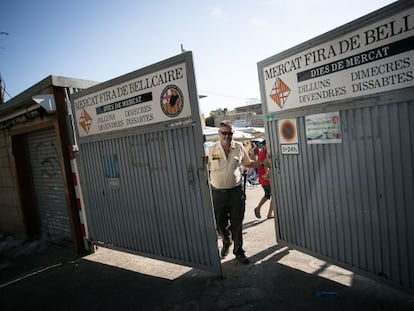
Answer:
top-left (34, 141), bottom-right (60, 188)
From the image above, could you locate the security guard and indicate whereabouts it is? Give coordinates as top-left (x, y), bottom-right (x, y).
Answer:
top-left (207, 120), bottom-right (259, 264)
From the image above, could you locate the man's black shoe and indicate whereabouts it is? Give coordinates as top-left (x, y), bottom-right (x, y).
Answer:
top-left (221, 240), bottom-right (231, 258)
top-left (236, 254), bottom-right (250, 264)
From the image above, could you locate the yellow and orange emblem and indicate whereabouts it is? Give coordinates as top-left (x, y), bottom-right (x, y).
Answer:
top-left (79, 109), bottom-right (93, 134)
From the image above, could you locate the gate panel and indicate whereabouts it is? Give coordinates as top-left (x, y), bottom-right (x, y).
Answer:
top-left (79, 126), bottom-right (219, 270)
top-left (269, 97), bottom-right (414, 288)
top-left (258, 1), bottom-right (414, 290)
top-left (71, 52), bottom-right (221, 273)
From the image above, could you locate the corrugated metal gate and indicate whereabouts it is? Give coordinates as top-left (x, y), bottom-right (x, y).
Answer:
top-left (27, 128), bottom-right (71, 240)
top-left (267, 93), bottom-right (414, 288)
top-left (71, 52), bottom-right (221, 274)
top-left (78, 125), bottom-right (219, 271)
top-left (258, 2), bottom-right (414, 289)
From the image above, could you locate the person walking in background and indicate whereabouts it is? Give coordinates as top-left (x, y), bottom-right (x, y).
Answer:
top-left (207, 120), bottom-right (259, 264)
top-left (250, 141), bottom-right (260, 181)
top-left (254, 140), bottom-right (274, 219)
top-left (243, 141), bottom-right (258, 186)
top-left (250, 141), bottom-right (259, 161)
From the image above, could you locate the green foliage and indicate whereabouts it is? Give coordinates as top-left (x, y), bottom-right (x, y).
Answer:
top-left (205, 115), bottom-right (215, 127)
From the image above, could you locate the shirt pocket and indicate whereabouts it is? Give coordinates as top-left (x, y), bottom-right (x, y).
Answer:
top-left (209, 157), bottom-right (227, 171)
top-left (229, 155), bottom-right (242, 169)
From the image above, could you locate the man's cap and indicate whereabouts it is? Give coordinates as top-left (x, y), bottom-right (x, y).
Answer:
top-left (219, 120), bottom-right (233, 129)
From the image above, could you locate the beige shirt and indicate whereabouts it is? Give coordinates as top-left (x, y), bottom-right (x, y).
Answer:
top-left (208, 140), bottom-right (251, 189)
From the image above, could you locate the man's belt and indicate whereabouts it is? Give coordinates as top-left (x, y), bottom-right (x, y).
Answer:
top-left (211, 185), bottom-right (242, 193)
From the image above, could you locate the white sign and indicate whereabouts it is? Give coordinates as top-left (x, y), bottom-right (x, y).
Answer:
top-left (306, 111), bottom-right (342, 144)
top-left (281, 144), bottom-right (299, 154)
top-left (73, 63), bottom-right (192, 137)
top-left (262, 8), bottom-right (414, 112)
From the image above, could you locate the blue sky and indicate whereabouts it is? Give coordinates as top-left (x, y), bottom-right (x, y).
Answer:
top-left (0, 0), bottom-right (396, 115)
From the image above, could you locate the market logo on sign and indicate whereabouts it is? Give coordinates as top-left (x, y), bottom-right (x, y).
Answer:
top-left (270, 78), bottom-right (290, 109)
top-left (160, 85), bottom-right (184, 117)
top-left (79, 109), bottom-right (93, 133)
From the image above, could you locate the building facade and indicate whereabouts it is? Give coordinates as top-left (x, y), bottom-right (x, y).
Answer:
top-left (212, 103), bottom-right (265, 128)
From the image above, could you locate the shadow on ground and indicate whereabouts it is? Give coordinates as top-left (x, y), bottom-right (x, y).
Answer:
top-left (1, 239), bottom-right (413, 311)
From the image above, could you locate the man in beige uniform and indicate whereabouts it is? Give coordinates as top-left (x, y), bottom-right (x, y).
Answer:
top-left (207, 120), bottom-right (258, 264)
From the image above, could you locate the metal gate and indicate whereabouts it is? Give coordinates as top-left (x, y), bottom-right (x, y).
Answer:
top-left (266, 94), bottom-right (414, 288)
top-left (71, 52), bottom-right (221, 273)
top-left (27, 128), bottom-right (71, 240)
top-left (258, 1), bottom-right (414, 289)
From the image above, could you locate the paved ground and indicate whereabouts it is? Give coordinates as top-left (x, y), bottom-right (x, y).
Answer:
top-left (1, 185), bottom-right (413, 310)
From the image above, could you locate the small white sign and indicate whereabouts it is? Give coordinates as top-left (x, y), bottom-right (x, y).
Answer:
top-left (306, 111), bottom-right (342, 144)
top-left (281, 144), bottom-right (299, 154)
